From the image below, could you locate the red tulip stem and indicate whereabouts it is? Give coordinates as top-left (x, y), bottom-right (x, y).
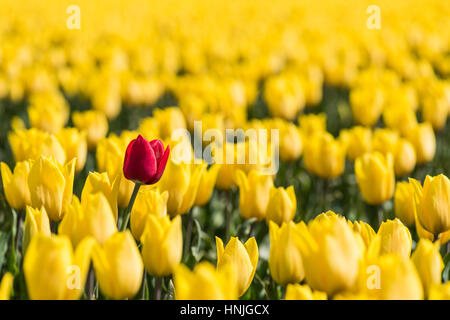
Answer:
top-left (120, 183), bottom-right (141, 231)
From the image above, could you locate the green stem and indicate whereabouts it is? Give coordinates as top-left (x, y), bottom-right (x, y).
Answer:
top-left (15, 210), bottom-right (23, 254)
top-left (139, 270), bottom-right (147, 300)
top-left (120, 183), bottom-right (141, 231)
top-left (377, 205), bottom-right (384, 228)
top-left (183, 210), bottom-right (193, 260)
top-left (154, 277), bottom-right (162, 300)
top-left (225, 191), bottom-right (233, 241)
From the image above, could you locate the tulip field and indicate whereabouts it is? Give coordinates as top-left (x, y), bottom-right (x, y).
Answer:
top-left (0, 0), bottom-right (450, 301)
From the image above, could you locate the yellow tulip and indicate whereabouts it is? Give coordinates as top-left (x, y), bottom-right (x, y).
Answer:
top-left (285, 284), bottom-right (327, 300)
top-left (297, 212), bottom-right (365, 295)
top-left (173, 261), bottom-right (238, 300)
top-left (278, 122), bottom-right (303, 162)
top-left (141, 215), bottom-right (182, 277)
top-left (368, 218), bottom-right (412, 261)
top-left (298, 113), bottom-right (327, 138)
top-left (8, 128), bottom-right (66, 164)
top-left (81, 171), bottom-right (120, 222)
top-left (350, 220), bottom-right (376, 249)
top-left (411, 239), bottom-right (444, 296)
top-left (355, 152), bottom-right (395, 205)
top-left (59, 193), bottom-right (117, 247)
top-left (28, 156), bottom-right (75, 221)
top-left (153, 107), bottom-right (187, 139)
top-left (406, 122), bottom-right (436, 164)
top-left (72, 110), bottom-right (108, 150)
top-left (265, 186), bottom-right (296, 226)
top-left (338, 126), bottom-right (372, 162)
top-left (24, 234), bottom-right (95, 300)
top-left (27, 92), bottom-right (69, 134)
top-left (394, 181), bottom-right (416, 226)
top-left (350, 86), bottom-right (384, 127)
top-left (0, 273), bottom-right (13, 300)
top-left (22, 206), bottom-right (51, 254)
top-left (130, 187), bottom-right (168, 240)
top-left (422, 91), bottom-right (449, 131)
top-left (1, 160), bottom-right (32, 210)
top-left (157, 157), bottom-right (206, 216)
top-left (235, 169), bottom-right (274, 221)
top-left (92, 231), bottom-right (144, 300)
top-left (194, 163), bottom-right (221, 207)
top-left (409, 174), bottom-right (450, 236)
top-left (394, 139), bottom-right (416, 177)
top-left (365, 254), bottom-right (423, 300)
top-left (57, 128), bottom-right (87, 172)
top-left (303, 132), bottom-right (345, 179)
top-left (383, 106), bottom-right (417, 136)
top-left (429, 282), bottom-right (450, 300)
top-left (269, 221), bottom-right (305, 285)
top-left (216, 236), bottom-right (258, 296)
top-left (372, 128), bottom-right (398, 156)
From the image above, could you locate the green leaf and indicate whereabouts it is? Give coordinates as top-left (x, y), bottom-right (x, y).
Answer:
top-left (191, 218), bottom-right (204, 262)
top-left (0, 231), bottom-right (9, 272)
top-left (442, 253), bottom-right (450, 283)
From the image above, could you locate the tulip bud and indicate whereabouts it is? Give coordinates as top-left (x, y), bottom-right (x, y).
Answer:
top-left (265, 186), bottom-right (296, 226)
top-left (123, 135), bottom-right (170, 185)
top-left (92, 231), bottom-right (144, 300)
top-left (81, 171), bottom-right (120, 222)
top-left (173, 261), bottom-right (238, 300)
top-left (297, 212), bottom-right (365, 295)
top-left (141, 215), bottom-right (182, 277)
top-left (394, 139), bottom-right (416, 177)
top-left (0, 273), bottom-right (13, 300)
top-left (72, 110), bottom-right (108, 150)
top-left (350, 220), bottom-right (376, 249)
top-left (350, 86), bottom-right (384, 126)
top-left (355, 152), bottom-right (395, 205)
top-left (409, 174), bottom-right (450, 236)
top-left (57, 128), bottom-right (87, 172)
top-left (130, 187), bottom-right (168, 240)
top-left (368, 218), bottom-right (412, 261)
top-left (194, 163), bottom-right (221, 207)
top-left (1, 160), bottom-right (32, 210)
top-left (285, 284), bottom-right (327, 300)
top-left (278, 122), bottom-right (302, 162)
top-left (235, 169), bottom-right (274, 221)
top-left (269, 221), bottom-right (305, 285)
top-left (22, 206), bottom-right (51, 254)
top-left (216, 237), bottom-right (258, 296)
top-left (406, 122), bottom-right (436, 164)
top-left (338, 126), bottom-right (372, 162)
top-left (411, 239), bottom-right (444, 296)
top-left (24, 234), bottom-right (96, 300)
top-left (59, 193), bottom-right (117, 246)
top-left (365, 254), bottom-right (423, 300)
top-left (298, 113), bottom-right (327, 137)
top-left (28, 156), bottom-right (75, 221)
top-left (153, 107), bottom-right (187, 139)
top-left (394, 181), bottom-right (416, 226)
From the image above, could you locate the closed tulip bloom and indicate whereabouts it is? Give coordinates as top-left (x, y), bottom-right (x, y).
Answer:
top-left (429, 283), bottom-right (450, 300)
top-left (22, 206), bottom-right (51, 254)
top-left (130, 187), bottom-right (168, 240)
top-left (216, 237), bottom-right (258, 296)
top-left (194, 163), bottom-right (221, 206)
top-left (394, 139), bottom-right (416, 177)
top-left (123, 135), bottom-right (170, 185)
top-left (366, 254), bottom-right (423, 300)
top-left (411, 239), bottom-right (444, 296)
top-left (298, 113), bottom-right (327, 138)
top-left (174, 261), bottom-right (238, 300)
top-left (59, 193), bottom-right (117, 246)
top-left (157, 158), bottom-right (206, 216)
top-left (153, 107), bottom-right (187, 139)
top-left (303, 132), bottom-right (345, 179)
top-left (57, 128), bottom-right (87, 172)
top-left (338, 126), bottom-right (372, 162)
top-left (406, 122), bottom-right (436, 164)
top-left (383, 106), bottom-right (417, 136)
top-left (24, 234), bottom-right (96, 300)
top-left (297, 212), bottom-right (365, 295)
top-left (368, 219), bottom-right (412, 260)
top-left (72, 110), bottom-right (108, 150)
top-left (269, 221), bottom-right (305, 286)
top-left (285, 284), bottom-right (327, 300)
top-left (279, 122), bottom-right (302, 162)
top-left (355, 152), bottom-right (395, 205)
top-left (350, 220), bottom-right (376, 249)
top-left (372, 128), bottom-right (398, 156)
top-left (81, 171), bottom-right (120, 221)
top-left (422, 93), bottom-right (448, 131)
top-left (1, 160), bottom-right (32, 210)
top-left (409, 174), bottom-right (450, 236)
top-left (350, 86), bottom-right (384, 126)
top-left (141, 215), bottom-right (182, 277)
top-left (0, 273), bottom-right (13, 300)
top-left (394, 181), bottom-right (416, 226)
top-left (235, 169), bottom-right (274, 221)
top-left (92, 231), bottom-right (144, 300)
top-left (266, 186), bottom-right (296, 226)
top-left (28, 156), bottom-right (75, 221)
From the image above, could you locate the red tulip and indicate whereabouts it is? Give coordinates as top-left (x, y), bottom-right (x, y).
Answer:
top-left (123, 135), bottom-right (170, 185)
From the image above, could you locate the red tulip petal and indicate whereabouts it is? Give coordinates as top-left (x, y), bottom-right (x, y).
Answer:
top-left (150, 139), bottom-right (164, 163)
top-left (147, 145), bottom-right (170, 184)
top-left (123, 135), bottom-right (157, 184)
